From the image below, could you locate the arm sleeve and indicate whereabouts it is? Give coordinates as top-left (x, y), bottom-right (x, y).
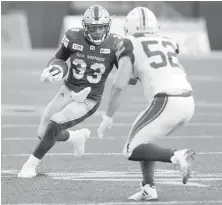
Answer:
top-left (116, 38), bottom-right (134, 64)
top-left (55, 29), bottom-right (73, 61)
top-left (55, 45), bottom-right (72, 61)
top-left (114, 59), bottom-right (118, 69)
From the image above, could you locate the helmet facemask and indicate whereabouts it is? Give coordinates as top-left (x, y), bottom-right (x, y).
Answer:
top-left (82, 22), bottom-right (111, 45)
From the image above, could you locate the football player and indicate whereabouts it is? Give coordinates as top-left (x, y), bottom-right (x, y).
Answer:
top-left (18, 5), bottom-right (134, 178)
top-left (98, 7), bottom-right (195, 201)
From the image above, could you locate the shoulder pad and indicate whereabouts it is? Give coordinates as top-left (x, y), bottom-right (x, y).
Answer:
top-left (61, 28), bottom-right (83, 48)
top-left (110, 33), bottom-right (123, 48)
top-left (65, 28), bottom-right (83, 40)
top-left (116, 37), bottom-right (134, 64)
top-left (111, 33), bottom-right (122, 40)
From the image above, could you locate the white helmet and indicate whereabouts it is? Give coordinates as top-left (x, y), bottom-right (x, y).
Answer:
top-left (124, 7), bottom-right (158, 36)
top-left (82, 5), bottom-right (112, 45)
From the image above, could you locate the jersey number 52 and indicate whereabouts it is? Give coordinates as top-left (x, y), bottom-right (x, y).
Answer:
top-left (142, 40), bottom-right (179, 69)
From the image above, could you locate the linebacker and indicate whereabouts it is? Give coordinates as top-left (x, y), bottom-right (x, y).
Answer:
top-left (98, 7), bottom-right (195, 201)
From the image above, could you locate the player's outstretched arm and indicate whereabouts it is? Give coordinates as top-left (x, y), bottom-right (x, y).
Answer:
top-left (106, 56), bottom-right (133, 117)
top-left (97, 56), bottom-right (133, 138)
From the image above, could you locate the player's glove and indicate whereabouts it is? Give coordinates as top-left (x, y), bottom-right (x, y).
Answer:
top-left (40, 66), bottom-right (62, 83)
top-left (97, 114), bottom-right (113, 139)
top-left (71, 87), bottom-right (91, 103)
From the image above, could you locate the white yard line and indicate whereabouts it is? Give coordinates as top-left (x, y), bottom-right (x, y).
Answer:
top-left (2, 201), bottom-right (222, 205)
top-left (1, 152), bottom-right (222, 157)
top-left (1, 135), bottom-right (221, 141)
top-left (2, 169), bottom-right (218, 188)
top-left (1, 122), bottom-right (222, 128)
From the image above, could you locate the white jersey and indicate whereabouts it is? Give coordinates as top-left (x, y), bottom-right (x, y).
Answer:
top-left (117, 34), bottom-right (192, 99)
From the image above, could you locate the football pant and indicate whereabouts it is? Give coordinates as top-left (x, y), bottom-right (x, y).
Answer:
top-left (123, 95), bottom-right (195, 158)
top-left (38, 85), bottom-right (98, 138)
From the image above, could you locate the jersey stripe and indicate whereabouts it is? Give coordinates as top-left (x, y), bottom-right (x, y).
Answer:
top-left (94, 5), bottom-right (100, 20)
top-left (127, 96), bottom-right (168, 145)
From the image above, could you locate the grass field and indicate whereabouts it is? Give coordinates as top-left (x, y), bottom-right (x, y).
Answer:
top-left (1, 51), bottom-right (222, 205)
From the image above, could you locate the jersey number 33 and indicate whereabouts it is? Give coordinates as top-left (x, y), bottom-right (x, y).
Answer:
top-left (72, 58), bottom-right (106, 84)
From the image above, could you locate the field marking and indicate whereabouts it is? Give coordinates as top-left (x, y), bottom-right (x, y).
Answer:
top-left (1, 135), bottom-right (221, 141)
top-left (2, 169), bottom-right (215, 188)
top-left (2, 101), bottom-right (222, 111)
top-left (1, 122), bottom-right (222, 128)
top-left (3, 201), bottom-right (222, 205)
top-left (2, 169), bottom-right (222, 178)
top-left (1, 152), bottom-right (222, 157)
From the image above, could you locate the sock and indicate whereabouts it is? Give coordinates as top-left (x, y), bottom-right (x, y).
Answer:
top-left (23, 154), bottom-right (41, 169)
top-left (65, 130), bottom-right (84, 143)
top-left (66, 130), bottom-right (76, 143)
top-left (33, 121), bottom-right (61, 159)
top-left (57, 130), bottom-right (70, 142)
top-left (170, 151), bottom-right (178, 164)
top-left (129, 143), bottom-right (175, 162)
top-left (141, 161), bottom-right (155, 187)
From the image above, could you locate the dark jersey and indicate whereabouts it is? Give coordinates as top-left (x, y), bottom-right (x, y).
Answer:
top-left (56, 28), bottom-right (122, 102)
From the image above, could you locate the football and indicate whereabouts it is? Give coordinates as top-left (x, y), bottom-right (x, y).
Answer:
top-left (49, 59), bottom-right (68, 78)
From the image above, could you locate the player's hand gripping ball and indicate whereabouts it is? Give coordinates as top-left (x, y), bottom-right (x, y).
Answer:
top-left (49, 59), bottom-right (68, 79)
top-left (41, 59), bottom-right (68, 83)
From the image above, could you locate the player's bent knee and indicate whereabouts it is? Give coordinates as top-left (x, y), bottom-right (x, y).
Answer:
top-left (38, 115), bottom-right (52, 138)
top-left (43, 120), bottom-right (62, 141)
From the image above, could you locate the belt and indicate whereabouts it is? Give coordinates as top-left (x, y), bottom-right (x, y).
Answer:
top-left (155, 91), bottom-right (192, 97)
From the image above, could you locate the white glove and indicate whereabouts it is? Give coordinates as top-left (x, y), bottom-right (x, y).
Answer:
top-left (97, 114), bottom-right (113, 139)
top-left (40, 66), bottom-right (63, 83)
top-left (71, 87), bottom-right (91, 103)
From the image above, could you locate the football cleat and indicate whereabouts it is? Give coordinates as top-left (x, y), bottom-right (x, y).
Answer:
top-left (173, 149), bottom-right (195, 184)
top-left (69, 129), bottom-right (91, 157)
top-left (128, 183), bottom-right (158, 201)
top-left (17, 167), bottom-right (37, 178)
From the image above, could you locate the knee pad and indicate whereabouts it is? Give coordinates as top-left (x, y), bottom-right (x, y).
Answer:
top-left (43, 120), bottom-right (62, 141)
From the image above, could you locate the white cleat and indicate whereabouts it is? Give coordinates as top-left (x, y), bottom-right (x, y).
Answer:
top-left (17, 167), bottom-right (37, 178)
top-left (69, 128), bottom-right (91, 157)
top-left (174, 149), bottom-right (195, 184)
top-left (128, 184), bottom-right (158, 201)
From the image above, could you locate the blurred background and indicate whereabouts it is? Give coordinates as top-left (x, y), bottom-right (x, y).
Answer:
top-left (1, 1), bottom-right (222, 51)
top-left (2, 2), bottom-right (222, 204)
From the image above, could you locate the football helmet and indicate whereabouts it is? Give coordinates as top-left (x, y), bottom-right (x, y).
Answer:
top-left (124, 7), bottom-right (158, 36)
top-left (82, 5), bottom-right (112, 45)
